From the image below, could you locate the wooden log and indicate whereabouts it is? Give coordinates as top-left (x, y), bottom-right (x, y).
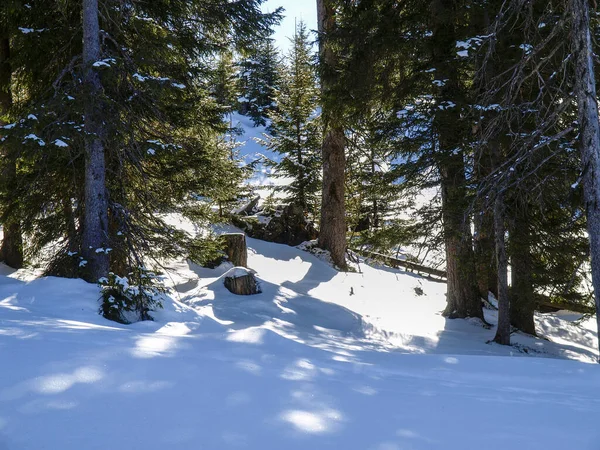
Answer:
top-left (354, 248), bottom-right (447, 279)
top-left (223, 233), bottom-right (247, 268)
top-left (224, 268), bottom-right (261, 295)
top-left (356, 249), bottom-right (594, 313)
top-left (535, 296), bottom-right (595, 315)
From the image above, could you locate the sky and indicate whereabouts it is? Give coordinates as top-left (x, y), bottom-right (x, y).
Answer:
top-left (262, 0), bottom-right (318, 53)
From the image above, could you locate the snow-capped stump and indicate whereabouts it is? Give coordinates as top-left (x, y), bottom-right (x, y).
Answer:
top-left (223, 233), bottom-right (248, 268)
top-left (223, 267), bottom-right (261, 296)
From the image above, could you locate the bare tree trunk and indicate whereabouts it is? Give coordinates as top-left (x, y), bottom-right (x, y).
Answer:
top-left (316, 0), bottom-right (347, 270)
top-left (440, 157), bottom-right (484, 320)
top-left (571, 0), bottom-right (600, 362)
top-left (493, 191), bottom-right (510, 345)
top-left (81, 0), bottom-right (109, 282)
top-left (431, 0), bottom-right (483, 320)
top-left (509, 206), bottom-right (536, 335)
top-left (474, 146), bottom-right (497, 299)
top-left (0, 35), bottom-right (23, 269)
top-left (223, 233), bottom-right (248, 268)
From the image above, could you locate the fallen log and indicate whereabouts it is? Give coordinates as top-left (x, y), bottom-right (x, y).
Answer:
top-left (354, 249), bottom-right (447, 280)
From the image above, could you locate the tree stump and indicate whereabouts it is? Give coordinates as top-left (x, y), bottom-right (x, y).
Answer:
top-left (223, 233), bottom-right (247, 268)
top-left (223, 268), bottom-right (261, 295)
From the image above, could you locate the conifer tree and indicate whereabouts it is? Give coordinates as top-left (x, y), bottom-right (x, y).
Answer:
top-left (0, 0), bottom-right (281, 320)
top-left (0, 1), bottom-right (23, 269)
top-left (212, 49), bottom-right (239, 117)
top-left (81, 0), bottom-right (109, 282)
top-left (265, 20), bottom-right (322, 217)
top-left (238, 36), bottom-right (282, 127)
top-left (317, 0), bottom-right (348, 270)
top-left (346, 112), bottom-right (407, 252)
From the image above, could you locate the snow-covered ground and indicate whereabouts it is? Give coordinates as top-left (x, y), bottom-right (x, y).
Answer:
top-left (1, 236), bottom-right (600, 450)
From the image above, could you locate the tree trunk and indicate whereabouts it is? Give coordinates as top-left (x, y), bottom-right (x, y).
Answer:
top-left (474, 211), bottom-right (497, 299)
top-left (223, 233), bottom-right (248, 268)
top-left (0, 35), bottom-right (23, 269)
top-left (440, 156), bottom-right (484, 320)
top-left (430, 0), bottom-right (483, 320)
top-left (509, 207), bottom-right (536, 335)
top-left (316, 0), bottom-right (347, 270)
top-left (224, 270), bottom-right (261, 295)
top-left (571, 0), bottom-right (600, 362)
top-left (81, 0), bottom-right (109, 282)
top-left (474, 144), bottom-right (497, 300)
top-left (493, 192), bottom-right (510, 345)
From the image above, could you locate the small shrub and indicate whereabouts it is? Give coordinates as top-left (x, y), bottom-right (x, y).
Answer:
top-left (99, 267), bottom-right (165, 324)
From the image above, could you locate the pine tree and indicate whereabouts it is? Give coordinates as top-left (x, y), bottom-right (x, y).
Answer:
top-left (0, 1), bottom-right (23, 269)
top-left (211, 49), bottom-right (239, 117)
top-left (0, 0), bottom-right (281, 320)
top-left (571, 0), bottom-right (600, 360)
top-left (237, 36), bottom-right (282, 127)
top-left (346, 111), bottom-right (408, 252)
top-left (317, 0), bottom-right (348, 270)
top-left (264, 20), bottom-right (322, 217)
top-left (81, 0), bottom-right (109, 282)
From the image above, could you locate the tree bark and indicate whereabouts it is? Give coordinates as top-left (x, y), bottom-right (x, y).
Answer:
top-left (224, 272), bottom-right (261, 295)
top-left (0, 35), bottom-right (23, 269)
top-left (223, 233), bottom-right (248, 268)
top-left (81, 0), bottom-right (109, 282)
top-left (493, 192), bottom-right (510, 345)
top-left (316, 0), bottom-right (347, 270)
top-left (440, 156), bottom-right (484, 320)
top-left (571, 0), bottom-right (600, 362)
top-left (509, 206), bottom-right (536, 335)
top-left (431, 0), bottom-right (483, 320)
top-left (474, 145), bottom-right (498, 300)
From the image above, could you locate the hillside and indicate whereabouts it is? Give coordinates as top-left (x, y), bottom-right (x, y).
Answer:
top-left (0, 236), bottom-right (599, 450)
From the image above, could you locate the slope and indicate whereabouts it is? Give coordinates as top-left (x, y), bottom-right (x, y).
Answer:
top-left (0, 237), bottom-right (599, 450)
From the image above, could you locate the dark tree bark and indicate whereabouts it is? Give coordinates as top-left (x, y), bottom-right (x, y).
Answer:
top-left (493, 192), bottom-right (510, 345)
top-left (440, 157), bottom-right (483, 320)
top-left (509, 207), bottom-right (536, 335)
top-left (81, 0), bottom-right (109, 282)
top-left (474, 211), bottom-right (497, 299)
top-left (0, 34), bottom-right (23, 269)
top-left (571, 0), bottom-right (600, 361)
top-left (223, 233), bottom-right (248, 268)
top-left (473, 7), bottom-right (499, 302)
top-left (316, 0), bottom-right (347, 270)
top-left (224, 272), bottom-right (261, 295)
top-left (474, 146), bottom-right (498, 300)
top-left (431, 0), bottom-right (483, 320)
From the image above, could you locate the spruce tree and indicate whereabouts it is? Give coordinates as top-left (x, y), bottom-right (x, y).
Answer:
top-left (0, 0), bottom-right (281, 320)
top-left (264, 20), bottom-right (322, 217)
top-left (0, 1), bottom-right (23, 269)
top-left (317, 0), bottom-right (348, 270)
top-left (237, 36), bottom-right (282, 127)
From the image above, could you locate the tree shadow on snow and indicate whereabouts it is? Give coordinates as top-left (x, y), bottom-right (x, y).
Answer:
top-left (183, 275), bottom-right (368, 340)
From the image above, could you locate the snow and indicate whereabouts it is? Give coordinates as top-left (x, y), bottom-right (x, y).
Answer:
top-left (53, 139), bottom-right (69, 148)
top-left (1, 234), bottom-right (600, 449)
top-left (23, 134), bottom-right (46, 146)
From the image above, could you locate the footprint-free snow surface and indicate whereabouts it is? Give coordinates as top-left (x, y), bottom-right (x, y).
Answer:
top-left (1, 237), bottom-right (600, 450)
